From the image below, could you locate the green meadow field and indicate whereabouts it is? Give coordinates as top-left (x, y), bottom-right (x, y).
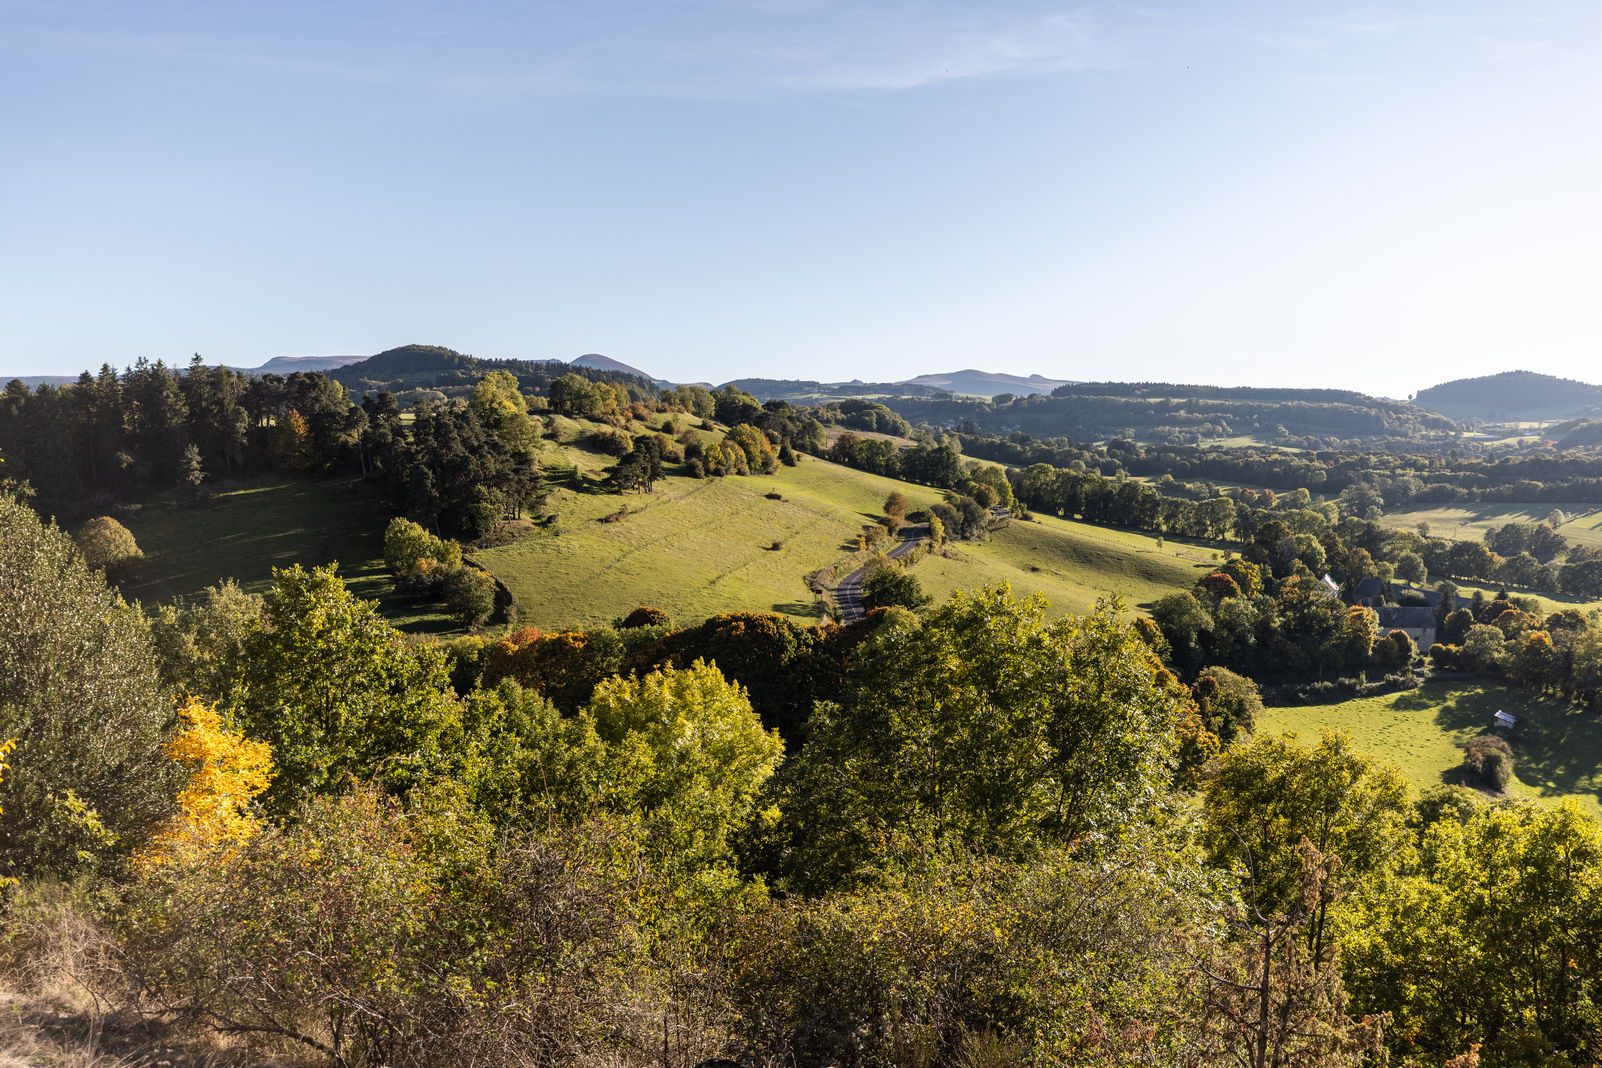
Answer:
top-left (480, 415), bottom-right (1222, 631)
top-left (476, 452), bottom-right (950, 630)
top-left (1257, 679), bottom-right (1602, 818)
top-left (1378, 502), bottom-right (1602, 549)
top-left (115, 478), bottom-right (457, 634)
top-left (915, 514), bottom-right (1218, 618)
top-left (107, 414), bottom-right (1222, 637)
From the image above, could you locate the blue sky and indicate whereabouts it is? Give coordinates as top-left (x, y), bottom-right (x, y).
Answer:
top-left (4, 1), bottom-right (1601, 396)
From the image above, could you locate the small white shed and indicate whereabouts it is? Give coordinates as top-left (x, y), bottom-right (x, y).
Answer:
top-left (1493, 710), bottom-right (1518, 730)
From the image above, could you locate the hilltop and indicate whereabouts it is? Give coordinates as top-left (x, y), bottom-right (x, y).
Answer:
top-left (1414, 370), bottom-right (1602, 422)
top-left (572, 352), bottom-right (669, 385)
top-left (329, 344), bottom-right (660, 402)
top-left (883, 380), bottom-right (1456, 449)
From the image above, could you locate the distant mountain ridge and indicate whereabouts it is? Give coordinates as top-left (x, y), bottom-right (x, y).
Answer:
top-left (571, 353), bottom-right (669, 385)
top-left (899, 368), bottom-right (1075, 396)
top-left (328, 344), bottom-right (660, 400)
top-left (249, 355), bottom-right (367, 374)
top-left (1413, 370), bottom-right (1602, 422)
top-left (724, 369), bottom-right (1074, 401)
top-left (4, 353), bottom-right (367, 390)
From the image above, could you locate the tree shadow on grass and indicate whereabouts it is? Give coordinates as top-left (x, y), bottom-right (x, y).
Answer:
top-left (771, 600), bottom-right (823, 618)
top-left (1429, 683), bottom-right (1602, 804)
top-left (1389, 690), bottom-right (1444, 713)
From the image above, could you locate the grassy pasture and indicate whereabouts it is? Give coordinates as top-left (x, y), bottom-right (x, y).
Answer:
top-left (1256, 679), bottom-right (1602, 818)
top-left (104, 413), bottom-right (1222, 638)
top-left (1378, 502), bottom-right (1602, 549)
top-left (1373, 502), bottom-right (1602, 612)
top-left (914, 515), bottom-right (1218, 618)
top-left (116, 478), bottom-right (456, 634)
top-left (476, 454), bottom-right (951, 631)
top-left (477, 433), bottom-right (1218, 631)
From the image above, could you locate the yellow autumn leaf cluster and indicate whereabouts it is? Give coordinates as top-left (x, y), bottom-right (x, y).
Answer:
top-left (0, 737), bottom-right (15, 892)
top-left (134, 698), bottom-right (274, 873)
top-left (0, 736), bottom-right (15, 815)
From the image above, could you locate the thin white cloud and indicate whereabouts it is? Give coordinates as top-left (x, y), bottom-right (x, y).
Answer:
top-left (0, 1), bottom-right (1113, 100)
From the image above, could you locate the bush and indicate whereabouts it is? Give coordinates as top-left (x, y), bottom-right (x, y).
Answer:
top-left (618, 606), bottom-right (671, 630)
top-left (443, 566), bottom-right (497, 628)
top-left (122, 788), bottom-right (661, 1067)
top-left (1192, 665), bottom-right (1262, 745)
top-left (1463, 735), bottom-right (1515, 791)
top-left (383, 517), bottom-right (462, 577)
top-left (723, 845), bottom-right (1194, 1067)
top-left (0, 493), bottom-right (179, 878)
top-left (74, 516), bottom-right (142, 575)
top-left (861, 563), bottom-right (932, 612)
top-left (587, 427), bottom-right (633, 457)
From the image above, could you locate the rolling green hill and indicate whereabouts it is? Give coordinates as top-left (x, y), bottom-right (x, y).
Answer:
top-left (477, 428), bottom-right (1216, 631)
top-left (107, 418), bottom-right (1219, 637)
top-left (329, 344), bottom-right (658, 405)
top-left (476, 452), bottom-right (940, 631)
top-left (915, 514), bottom-right (1217, 617)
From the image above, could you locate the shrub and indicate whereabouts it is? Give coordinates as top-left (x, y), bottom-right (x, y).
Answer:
top-left (588, 427), bottom-right (633, 457)
top-left (443, 566), bottom-right (497, 628)
top-left (1192, 665), bottom-right (1262, 745)
top-left (1463, 735), bottom-right (1515, 791)
top-left (724, 844), bottom-right (1194, 1067)
top-left (122, 788), bottom-right (661, 1067)
top-left (0, 493), bottom-right (179, 878)
top-left (861, 563), bottom-right (932, 612)
top-left (383, 517), bottom-right (461, 577)
top-left (74, 516), bottom-right (142, 575)
top-left (483, 627), bottom-right (627, 711)
top-left (618, 606), bottom-right (671, 630)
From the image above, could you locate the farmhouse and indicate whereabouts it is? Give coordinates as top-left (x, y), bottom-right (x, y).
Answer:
top-left (1347, 578), bottom-right (1442, 609)
top-left (1376, 605), bottom-right (1436, 650)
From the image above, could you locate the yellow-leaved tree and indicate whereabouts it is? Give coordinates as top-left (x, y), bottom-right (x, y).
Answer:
top-left (134, 698), bottom-right (273, 873)
top-left (0, 737), bottom-right (15, 892)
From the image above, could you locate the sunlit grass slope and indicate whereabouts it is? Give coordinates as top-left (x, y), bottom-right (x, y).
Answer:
top-left (476, 454), bottom-right (950, 631)
top-left (1256, 679), bottom-right (1602, 818)
top-left (481, 434), bottom-right (1220, 631)
top-left (1379, 502), bottom-right (1602, 550)
top-left (914, 514), bottom-right (1218, 618)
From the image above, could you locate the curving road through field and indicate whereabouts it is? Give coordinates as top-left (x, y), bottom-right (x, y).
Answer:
top-left (835, 523), bottom-right (928, 623)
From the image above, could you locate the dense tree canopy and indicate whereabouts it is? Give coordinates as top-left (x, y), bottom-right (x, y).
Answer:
top-left (773, 587), bottom-right (1183, 893)
top-left (222, 564), bottom-right (464, 814)
top-left (0, 491), bottom-right (179, 877)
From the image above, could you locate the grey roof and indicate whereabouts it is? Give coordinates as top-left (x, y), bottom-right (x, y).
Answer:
top-left (1353, 577), bottom-right (1387, 601)
top-left (1377, 605), bottom-right (1436, 629)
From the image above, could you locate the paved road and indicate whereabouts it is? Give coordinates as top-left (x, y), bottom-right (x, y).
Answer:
top-left (836, 523), bottom-right (928, 623)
